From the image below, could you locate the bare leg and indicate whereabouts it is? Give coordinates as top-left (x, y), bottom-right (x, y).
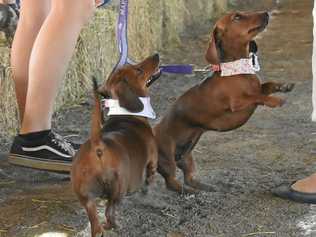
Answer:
top-left (18, 0), bottom-right (95, 134)
top-left (11, 0), bottom-right (51, 123)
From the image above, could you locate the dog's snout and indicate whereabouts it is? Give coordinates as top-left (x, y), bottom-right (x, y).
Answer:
top-left (153, 53), bottom-right (160, 61)
top-left (263, 12), bottom-right (269, 24)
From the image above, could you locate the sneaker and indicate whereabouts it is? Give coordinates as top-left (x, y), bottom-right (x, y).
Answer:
top-left (96, 0), bottom-right (111, 8)
top-left (8, 131), bottom-right (78, 173)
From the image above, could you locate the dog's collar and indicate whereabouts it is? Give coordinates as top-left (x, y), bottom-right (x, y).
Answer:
top-left (209, 53), bottom-right (260, 77)
top-left (102, 97), bottom-right (156, 119)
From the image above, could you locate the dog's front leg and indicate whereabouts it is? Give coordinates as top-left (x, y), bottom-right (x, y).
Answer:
top-left (261, 82), bottom-right (295, 95)
top-left (230, 94), bottom-right (284, 112)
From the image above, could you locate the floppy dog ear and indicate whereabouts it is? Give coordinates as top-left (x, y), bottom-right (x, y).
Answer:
top-left (115, 78), bottom-right (144, 113)
top-left (205, 27), bottom-right (224, 64)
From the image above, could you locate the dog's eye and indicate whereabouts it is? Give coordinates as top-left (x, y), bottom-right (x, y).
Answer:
top-left (135, 68), bottom-right (144, 75)
top-left (233, 14), bottom-right (242, 21)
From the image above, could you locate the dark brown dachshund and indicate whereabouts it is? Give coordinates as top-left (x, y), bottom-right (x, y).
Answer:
top-left (71, 54), bottom-right (160, 237)
top-left (154, 12), bottom-right (294, 194)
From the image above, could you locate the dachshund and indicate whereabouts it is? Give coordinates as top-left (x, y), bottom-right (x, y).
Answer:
top-left (154, 11), bottom-right (295, 194)
top-left (71, 54), bottom-right (160, 237)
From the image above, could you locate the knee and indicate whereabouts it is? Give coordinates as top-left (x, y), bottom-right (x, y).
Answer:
top-left (77, 0), bottom-right (95, 24)
top-left (59, 0), bottom-right (95, 25)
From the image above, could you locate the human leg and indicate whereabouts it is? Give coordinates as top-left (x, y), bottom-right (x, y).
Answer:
top-left (20, 0), bottom-right (95, 134)
top-left (11, 0), bottom-right (50, 122)
top-left (272, 0), bottom-right (316, 204)
top-left (9, 0), bottom-right (96, 171)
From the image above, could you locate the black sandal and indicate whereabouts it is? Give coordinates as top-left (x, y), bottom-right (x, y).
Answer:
top-left (272, 181), bottom-right (316, 204)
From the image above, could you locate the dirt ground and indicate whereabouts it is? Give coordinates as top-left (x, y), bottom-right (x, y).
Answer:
top-left (0, 0), bottom-right (315, 236)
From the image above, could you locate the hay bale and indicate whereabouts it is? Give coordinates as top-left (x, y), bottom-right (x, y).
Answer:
top-left (0, 0), bottom-right (228, 136)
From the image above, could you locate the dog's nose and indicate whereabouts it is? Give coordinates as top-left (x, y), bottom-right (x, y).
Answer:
top-left (153, 53), bottom-right (160, 61)
top-left (264, 12), bottom-right (269, 22)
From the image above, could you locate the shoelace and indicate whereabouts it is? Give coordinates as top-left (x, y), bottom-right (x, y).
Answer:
top-left (51, 132), bottom-right (76, 156)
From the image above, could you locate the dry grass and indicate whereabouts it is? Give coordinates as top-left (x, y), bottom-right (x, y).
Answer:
top-left (0, 0), bottom-right (227, 137)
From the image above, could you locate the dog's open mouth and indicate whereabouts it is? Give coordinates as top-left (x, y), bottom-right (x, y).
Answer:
top-left (248, 24), bottom-right (266, 34)
top-left (146, 69), bottom-right (162, 87)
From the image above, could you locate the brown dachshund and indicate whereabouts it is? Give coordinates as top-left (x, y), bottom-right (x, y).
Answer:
top-left (71, 54), bottom-right (160, 237)
top-left (154, 11), bottom-right (295, 194)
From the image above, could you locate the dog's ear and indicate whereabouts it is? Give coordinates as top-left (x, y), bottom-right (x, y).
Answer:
top-left (115, 78), bottom-right (144, 113)
top-left (97, 86), bottom-right (110, 99)
top-left (205, 27), bottom-right (224, 64)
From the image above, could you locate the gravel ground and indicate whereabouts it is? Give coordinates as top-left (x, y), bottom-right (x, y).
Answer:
top-left (0, 0), bottom-right (315, 236)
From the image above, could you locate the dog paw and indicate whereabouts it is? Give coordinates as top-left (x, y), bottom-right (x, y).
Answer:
top-left (186, 180), bottom-right (216, 192)
top-left (181, 186), bottom-right (198, 194)
top-left (279, 83), bottom-right (295, 93)
top-left (102, 221), bottom-right (112, 230)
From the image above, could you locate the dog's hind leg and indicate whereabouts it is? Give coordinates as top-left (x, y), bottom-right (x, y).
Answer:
top-left (82, 198), bottom-right (104, 237)
top-left (158, 151), bottom-right (195, 194)
top-left (145, 159), bottom-right (157, 186)
top-left (103, 200), bottom-right (118, 230)
top-left (177, 153), bottom-right (216, 192)
top-left (141, 158), bottom-right (158, 194)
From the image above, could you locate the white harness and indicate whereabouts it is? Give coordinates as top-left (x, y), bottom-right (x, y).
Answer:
top-left (102, 97), bottom-right (156, 119)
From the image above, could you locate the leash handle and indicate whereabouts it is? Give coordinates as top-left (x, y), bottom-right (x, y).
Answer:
top-left (117, 0), bottom-right (128, 66)
top-left (114, 0), bottom-right (194, 76)
top-left (116, 0), bottom-right (136, 67)
top-left (159, 64), bottom-right (194, 74)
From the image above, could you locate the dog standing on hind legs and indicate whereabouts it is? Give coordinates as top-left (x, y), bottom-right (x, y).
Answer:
top-left (71, 54), bottom-right (160, 237)
top-left (154, 11), bottom-right (295, 194)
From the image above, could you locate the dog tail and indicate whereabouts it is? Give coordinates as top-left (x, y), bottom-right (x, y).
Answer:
top-left (91, 76), bottom-right (102, 145)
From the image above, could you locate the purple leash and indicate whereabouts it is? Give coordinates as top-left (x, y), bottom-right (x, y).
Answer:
top-left (116, 0), bottom-right (133, 67)
top-left (115, 0), bottom-right (194, 77)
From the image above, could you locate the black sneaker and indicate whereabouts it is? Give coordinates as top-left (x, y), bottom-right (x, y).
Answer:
top-left (8, 131), bottom-right (78, 173)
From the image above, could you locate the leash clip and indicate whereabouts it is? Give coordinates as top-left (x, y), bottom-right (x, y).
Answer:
top-left (250, 52), bottom-right (260, 72)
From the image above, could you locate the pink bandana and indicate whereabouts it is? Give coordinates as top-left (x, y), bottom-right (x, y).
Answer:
top-left (210, 54), bottom-right (260, 77)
